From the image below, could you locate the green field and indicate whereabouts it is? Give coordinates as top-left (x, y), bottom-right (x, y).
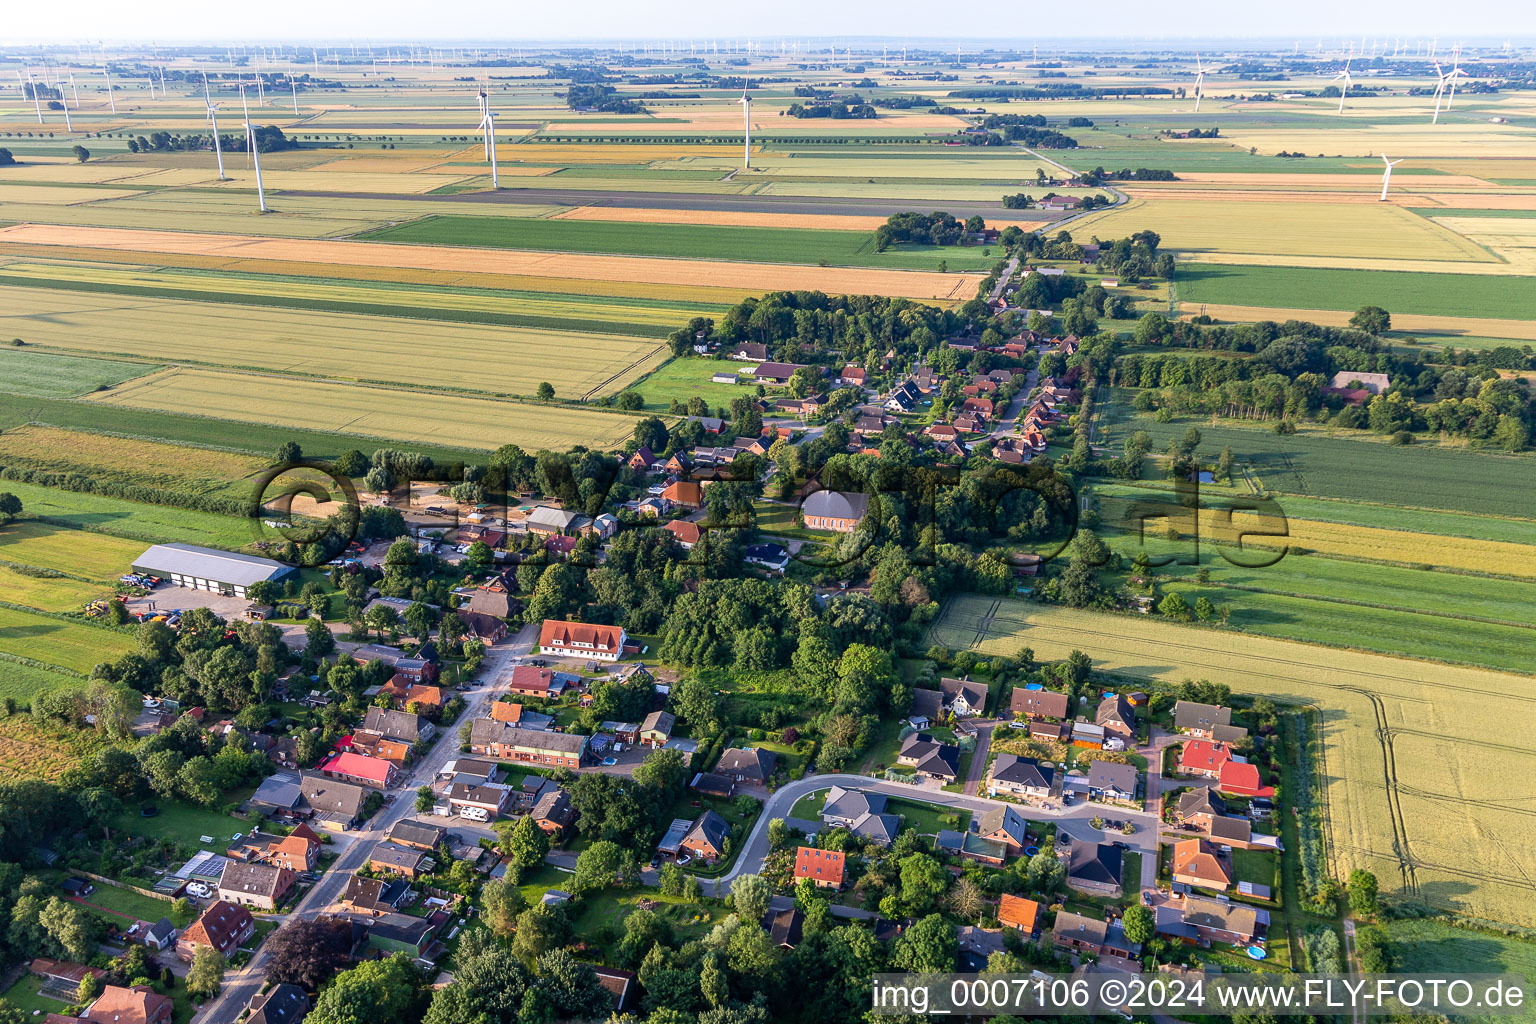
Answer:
top-left (0, 657), bottom-right (87, 703)
top-left (1178, 263), bottom-right (1536, 321)
top-left (0, 348), bottom-right (157, 398)
top-left (0, 392), bottom-right (486, 466)
top-left (1058, 143), bottom-right (1395, 176)
top-left (1383, 920), bottom-right (1536, 1024)
top-left (357, 215), bottom-right (998, 271)
top-left (627, 357), bottom-right (759, 411)
top-left (1100, 403), bottom-right (1536, 517)
top-left (0, 481), bottom-right (257, 548)
top-left (0, 605), bottom-right (137, 675)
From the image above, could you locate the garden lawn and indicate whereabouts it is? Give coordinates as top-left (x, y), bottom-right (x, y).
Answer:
top-left (1232, 848), bottom-right (1279, 892)
top-left (110, 796), bottom-right (254, 853)
top-left (1, 974), bottom-right (72, 1017)
top-left (887, 797), bottom-right (970, 836)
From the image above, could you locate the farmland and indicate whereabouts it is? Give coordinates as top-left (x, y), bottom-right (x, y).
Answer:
top-left (0, 424), bottom-right (272, 499)
top-left (0, 481), bottom-right (257, 549)
top-left (1069, 197), bottom-right (1497, 265)
top-left (928, 595), bottom-right (1536, 927)
top-left (1178, 263), bottom-right (1536, 320)
top-left (0, 224), bottom-right (983, 302)
top-left (0, 348), bottom-right (156, 398)
top-left (0, 519), bottom-right (152, 582)
top-left (627, 358), bottom-right (763, 412)
top-left (0, 605), bottom-right (137, 674)
top-left (89, 367), bottom-right (657, 452)
top-left (1, 283), bottom-right (669, 401)
top-left (358, 215), bottom-right (1000, 271)
top-left (1091, 398), bottom-right (1536, 517)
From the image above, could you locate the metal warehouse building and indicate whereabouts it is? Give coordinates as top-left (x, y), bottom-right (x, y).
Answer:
top-left (132, 542), bottom-right (295, 598)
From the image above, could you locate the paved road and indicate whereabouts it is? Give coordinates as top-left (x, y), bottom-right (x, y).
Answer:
top-left (962, 721), bottom-right (997, 797)
top-left (715, 772), bottom-right (1163, 895)
top-left (193, 624), bottom-right (539, 1024)
top-left (988, 255), bottom-right (1019, 304)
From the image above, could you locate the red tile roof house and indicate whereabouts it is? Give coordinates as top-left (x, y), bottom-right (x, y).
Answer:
top-left (793, 847), bottom-right (846, 888)
top-left (660, 480), bottom-right (704, 510)
top-left (840, 366), bottom-right (868, 386)
top-left (320, 751), bottom-right (400, 790)
top-left (176, 900), bottom-right (255, 961)
top-left (81, 984), bottom-right (173, 1024)
top-left (662, 519), bottom-right (703, 550)
top-left (1218, 760), bottom-right (1276, 798)
top-left (1171, 839), bottom-right (1233, 892)
top-left (505, 665), bottom-right (572, 699)
top-left (539, 620), bottom-right (627, 663)
top-left (1179, 740), bottom-right (1235, 780)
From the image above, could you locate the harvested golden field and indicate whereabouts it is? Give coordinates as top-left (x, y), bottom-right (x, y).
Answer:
top-left (0, 224), bottom-right (979, 300)
top-left (1070, 197), bottom-right (1497, 264)
top-left (499, 143), bottom-right (751, 164)
top-left (0, 241), bottom-right (760, 304)
top-left (1178, 303), bottom-right (1536, 341)
top-left (1157, 171), bottom-right (1499, 189)
top-left (1218, 123), bottom-right (1536, 159)
top-left (0, 184), bottom-right (147, 205)
top-left (929, 596), bottom-right (1536, 927)
top-left (307, 155), bottom-right (481, 174)
top-left (89, 367), bottom-right (656, 451)
top-left (0, 425), bottom-right (267, 495)
top-left (2, 284), bottom-right (666, 400)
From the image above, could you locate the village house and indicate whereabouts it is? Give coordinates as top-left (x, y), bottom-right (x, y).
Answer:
top-left (524, 506), bottom-right (582, 537)
top-left (1174, 788), bottom-right (1228, 830)
top-left (1086, 760), bottom-right (1139, 806)
top-left (320, 751), bottom-right (399, 790)
top-left (897, 732), bottom-right (961, 783)
top-left (1179, 739), bottom-right (1234, 779)
top-left (801, 490), bottom-right (870, 533)
top-left (1011, 687), bottom-right (1070, 721)
top-left (261, 824), bottom-right (321, 872)
top-left (1217, 760), bottom-right (1276, 798)
top-left (1096, 694), bottom-right (1137, 743)
top-left (81, 985), bottom-right (174, 1024)
top-left (298, 774), bottom-right (371, 831)
top-left (839, 365), bottom-right (868, 386)
top-left (217, 861), bottom-right (297, 911)
top-left (246, 983), bottom-right (309, 1024)
top-left (469, 720), bottom-right (589, 768)
top-left (1063, 839), bottom-right (1123, 897)
top-left (715, 747), bottom-right (776, 785)
top-left (359, 706), bottom-right (433, 745)
top-left (729, 342), bottom-right (768, 361)
top-left (465, 574), bottom-right (520, 619)
top-left (752, 361), bottom-right (807, 385)
top-left (505, 665), bottom-right (576, 699)
top-left (793, 846), bottom-right (846, 889)
top-left (690, 772), bottom-right (736, 799)
top-left (539, 619), bottom-right (628, 662)
top-left (342, 874), bottom-right (410, 913)
top-left (1156, 895), bottom-right (1267, 947)
top-left (640, 710), bottom-right (675, 748)
top-left (660, 479), bottom-right (704, 510)
top-left (679, 811), bottom-right (729, 863)
top-left (1172, 701), bottom-right (1249, 743)
top-left (1171, 839), bottom-right (1233, 892)
top-left (447, 776), bottom-right (513, 818)
top-left (369, 843), bottom-right (431, 880)
top-left (627, 447), bottom-right (657, 473)
top-left (1052, 911), bottom-right (1109, 956)
top-left (987, 753), bottom-right (1055, 801)
top-left (662, 519), bottom-right (703, 549)
top-left (532, 787), bottom-right (576, 837)
top-left (997, 894), bottom-right (1040, 937)
top-left (387, 819), bottom-right (447, 851)
top-left (976, 804), bottom-right (1029, 854)
top-left (938, 676), bottom-right (989, 716)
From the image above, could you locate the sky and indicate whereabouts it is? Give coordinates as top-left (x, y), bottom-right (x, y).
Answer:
top-left (1, 0), bottom-right (1528, 45)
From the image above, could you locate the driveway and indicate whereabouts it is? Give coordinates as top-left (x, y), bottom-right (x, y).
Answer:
top-left (962, 720), bottom-right (997, 796)
top-left (192, 622), bottom-right (540, 1024)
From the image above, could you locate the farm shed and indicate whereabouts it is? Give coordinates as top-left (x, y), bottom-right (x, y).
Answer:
top-left (132, 542), bottom-right (295, 598)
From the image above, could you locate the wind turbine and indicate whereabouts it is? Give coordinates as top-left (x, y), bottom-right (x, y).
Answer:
top-left (27, 71), bottom-right (43, 123)
top-left (1192, 52), bottom-right (1207, 112)
top-left (739, 89), bottom-right (751, 170)
top-left (478, 100), bottom-right (499, 189)
top-left (62, 99), bottom-right (73, 132)
top-left (69, 73), bottom-right (79, 107)
top-left (1444, 49), bottom-right (1467, 109)
top-left (1431, 63), bottom-right (1450, 122)
top-left (204, 78), bottom-right (227, 180)
top-left (1379, 154), bottom-right (1402, 200)
top-left (101, 69), bottom-right (116, 112)
top-left (241, 84), bottom-right (268, 210)
top-left (289, 74), bottom-right (299, 116)
top-left (1333, 59), bottom-right (1353, 113)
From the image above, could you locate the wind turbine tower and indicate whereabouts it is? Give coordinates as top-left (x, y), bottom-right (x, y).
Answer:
top-left (27, 72), bottom-right (43, 123)
top-left (1192, 53), bottom-right (1207, 112)
top-left (1333, 59), bottom-right (1353, 113)
top-left (241, 85), bottom-right (268, 212)
top-left (739, 89), bottom-right (751, 170)
top-left (1379, 154), bottom-right (1402, 201)
top-left (103, 69), bottom-right (116, 112)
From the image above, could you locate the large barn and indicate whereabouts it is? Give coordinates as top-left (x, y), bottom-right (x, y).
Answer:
top-left (132, 543), bottom-right (295, 599)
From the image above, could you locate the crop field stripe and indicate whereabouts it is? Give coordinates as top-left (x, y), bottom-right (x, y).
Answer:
top-left (352, 214), bottom-right (999, 271)
top-left (0, 270), bottom-right (685, 339)
top-left (1178, 263), bottom-right (1536, 320)
top-left (1, 284), bottom-right (668, 402)
top-left (85, 367), bottom-right (664, 453)
top-left (0, 604), bottom-right (139, 674)
top-left (0, 224), bottom-right (978, 302)
top-left (0, 481), bottom-right (256, 550)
